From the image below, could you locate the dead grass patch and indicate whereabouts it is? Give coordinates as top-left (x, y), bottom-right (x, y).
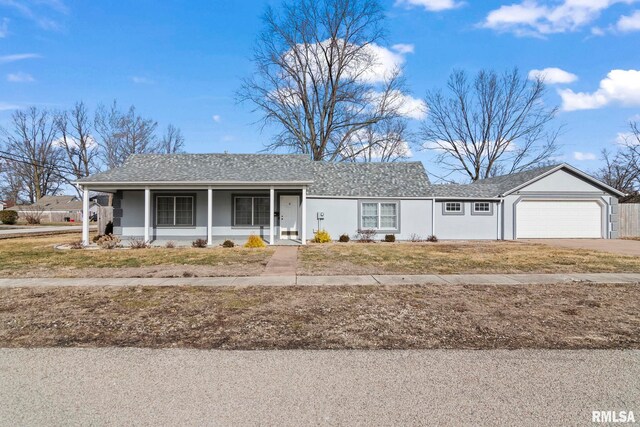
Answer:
top-left (299, 241), bottom-right (640, 275)
top-left (0, 283), bottom-right (638, 349)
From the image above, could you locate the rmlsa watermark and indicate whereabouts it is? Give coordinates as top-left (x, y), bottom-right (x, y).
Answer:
top-left (592, 410), bottom-right (636, 423)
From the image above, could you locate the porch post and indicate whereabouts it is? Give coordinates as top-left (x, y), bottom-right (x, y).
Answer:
top-left (301, 186), bottom-right (307, 245)
top-left (82, 186), bottom-right (90, 246)
top-left (269, 186), bottom-right (275, 245)
top-left (144, 187), bottom-right (150, 243)
top-left (207, 187), bottom-right (213, 246)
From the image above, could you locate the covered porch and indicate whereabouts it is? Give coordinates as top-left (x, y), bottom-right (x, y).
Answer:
top-left (79, 185), bottom-right (308, 246)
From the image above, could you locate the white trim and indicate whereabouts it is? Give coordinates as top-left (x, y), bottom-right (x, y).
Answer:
top-left (82, 187), bottom-right (90, 246)
top-left (144, 187), bottom-right (150, 243)
top-left (207, 187), bottom-right (213, 246)
top-left (279, 195), bottom-right (300, 239)
top-left (76, 180), bottom-right (313, 186)
top-left (308, 195), bottom-right (432, 200)
top-left (360, 201), bottom-right (399, 232)
top-left (473, 202), bottom-right (491, 213)
top-left (431, 198), bottom-right (436, 237)
top-left (301, 187), bottom-right (307, 244)
top-left (269, 187), bottom-right (274, 245)
top-left (444, 202), bottom-right (462, 213)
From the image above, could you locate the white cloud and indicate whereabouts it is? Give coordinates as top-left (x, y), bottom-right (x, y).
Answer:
top-left (0, 53), bottom-right (40, 63)
top-left (615, 131), bottom-right (634, 145)
top-left (617, 10), bottom-right (640, 31)
top-left (528, 67), bottom-right (578, 84)
top-left (0, 18), bottom-right (8, 38)
top-left (559, 69), bottom-right (640, 111)
top-left (368, 90), bottom-right (428, 120)
top-left (573, 151), bottom-right (597, 160)
top-left (395, 0), bottom-right (463, 12)
top-left (482, 0), bottom-right (635, 36)
top-left (212, 115), bottom-right (221, 123)
top-left (53, 135), bottom-right (97, 150)
top-left (357, 43), bottom-right (406, 83)
top-left (392, 43), bottom-right (415, 54)
top-left (0, 102), bottom-right (20, 111)
top-left (7, 72), bottom-right (34, 83)
top-left (0, 0), bottom-right (67, 31)
top-left (130, 76), bottom-right (154, 84)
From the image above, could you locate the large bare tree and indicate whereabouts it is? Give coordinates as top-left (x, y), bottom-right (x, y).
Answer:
top-left (0, 107), bottom-right (64, 202)
top-left (239, 0), bottom-right (412, 161)
top-left (159, 124), bottom-right (185, 154)
top-left (420, 69), bottom-right (560, 182)
top-left (596, 121), bottom-right (640, 194)
top-left (55, 101), bottom-right (100, 193)
top-left (94, 101), bottom-right (158, 168)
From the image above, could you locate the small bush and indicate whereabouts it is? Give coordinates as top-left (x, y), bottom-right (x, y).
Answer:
top-left (409, 233), bottom-right (423, 242)
top-left (222, 239), bottom-right (235, 248)
top-left (192, 238), bottom-right (208, 248)
top-left (104, 221), bottom-right (114, 236)
top-left (129, 238), bottom-right (150, 249)
top-left (313, 229), bottom-right (331, 243)
top-left (97, 234), bottom-right (121, 249)
top-left (165, 241), bottom-right (176, 248)
top-left (426, 235), bottom-right (438, 243)
top-left (92, 234), bottom-right (102, 243)
top-left (354, 229), bottom-right (376, 243)
top-left (69, 240), bottom-right (84, 250)
top-left (384, 234), bottom-right (395, 243)
top-left (25, 214), bottom-right (41, 225)
top-left (244, 234), bottom-right (266, 248)
top-left (338, 233), bottom-right (350, 243)
top-left (0, 210), bottom-right (18, 225)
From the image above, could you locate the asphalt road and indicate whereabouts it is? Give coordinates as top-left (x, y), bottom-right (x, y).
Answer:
top-left (0, 349), bottom-right (638, 426)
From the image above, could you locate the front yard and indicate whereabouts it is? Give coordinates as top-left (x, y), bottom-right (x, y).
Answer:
top-left (1, 283), bottom-right (638, 349)
top-left (0, 234), bottom-right (274, 278)
top-left (298, 241), bottom-right (640, 275)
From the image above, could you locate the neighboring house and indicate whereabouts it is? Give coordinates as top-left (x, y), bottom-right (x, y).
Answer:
top-left (76, 153), bottom-right (624, 245)
top-left (8, 195), bottom-right (101, 223)
top-left (0, 201), bottom-right (4, 211)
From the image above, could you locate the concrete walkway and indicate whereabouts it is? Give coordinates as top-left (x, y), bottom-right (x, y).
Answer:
top-left (261, 246), bottom-right (298, 276)
top-left (2, 272), bottom-right (640, 287)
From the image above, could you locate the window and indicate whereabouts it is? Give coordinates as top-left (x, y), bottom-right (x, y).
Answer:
top-left (360, 201), bottom-right (398, 230)
top-left (444, 202), bottom-right (462, 213)
top-left (474, 202), bottom-right (491, 213)
top-left (234, 196), bottom-right (270, 226)
top-left (156, 196), bottom-right (194, 226)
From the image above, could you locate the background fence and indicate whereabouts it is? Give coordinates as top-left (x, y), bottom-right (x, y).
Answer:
top-left (619, 204), bottom-right (640, 237)
top-left (97, 206), bottom-right (113, 235)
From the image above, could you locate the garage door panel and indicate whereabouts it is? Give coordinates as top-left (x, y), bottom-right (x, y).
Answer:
top-left (516, 200), bottom-right (602, 239)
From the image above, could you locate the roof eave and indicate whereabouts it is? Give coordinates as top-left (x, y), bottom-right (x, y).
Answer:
top-left (76, 180), bottom-right (315, 186)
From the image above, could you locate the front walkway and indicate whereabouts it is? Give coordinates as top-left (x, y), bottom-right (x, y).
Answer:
top-left (261, 246), bottom-right (298, 276)
top-left (2, 272), bottom-right (640, 287)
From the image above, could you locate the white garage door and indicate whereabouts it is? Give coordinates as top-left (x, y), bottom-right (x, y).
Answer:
top-left (516, 200), bottom-right (603, 238)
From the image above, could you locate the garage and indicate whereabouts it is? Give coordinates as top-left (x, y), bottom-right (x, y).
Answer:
top-left (516, 200), bottom-right (603, 239)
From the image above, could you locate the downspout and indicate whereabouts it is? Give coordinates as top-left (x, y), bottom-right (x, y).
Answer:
top-left (498, 198), bottom-right (504, 240)
top-left (431, 198), bottom-right (436, 237)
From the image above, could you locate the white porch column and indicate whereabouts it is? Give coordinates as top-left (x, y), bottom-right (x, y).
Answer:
top-left (144, 187), bottom-right (150, 243)
top-left (207, 187), bottom-right (213, 246)
top-left (301, 186), bottom-right (307, 245)
top-left (82, 186), bottom-right (90, 246)
top-left (269, 186), bottom-right (275, 245)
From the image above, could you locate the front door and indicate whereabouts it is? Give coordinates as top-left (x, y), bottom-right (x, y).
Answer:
top-left (280, 195), bottom-right (299, 239)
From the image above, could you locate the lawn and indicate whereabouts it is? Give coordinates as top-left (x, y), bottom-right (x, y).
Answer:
top-left (298, 242), bottom-right (640, 275)
top-left (0, 283), bottom-right (638, 349)
top-left (0, 234), bottom-right (274, 278)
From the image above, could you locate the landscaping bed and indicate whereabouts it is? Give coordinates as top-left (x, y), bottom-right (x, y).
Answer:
top-left (298, 241), bottom-right (640, 275)
top-left (0, 283), bottom-right (638, 349)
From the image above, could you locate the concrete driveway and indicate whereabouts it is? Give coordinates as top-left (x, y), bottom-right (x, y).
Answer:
top-left (0, 349), bottom-right (638, 426)
top-left (521, 238), bottom-right (640, 256)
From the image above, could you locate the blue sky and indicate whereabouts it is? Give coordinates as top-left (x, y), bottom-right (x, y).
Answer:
top-left (1, 0), bottom-right (639, 180)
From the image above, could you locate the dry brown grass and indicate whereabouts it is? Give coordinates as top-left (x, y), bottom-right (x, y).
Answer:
top-left (0, 283), bottom-right (638, 349)
top-left (0, 233), bottom-right (274, 278)
top-left (298, 241), bottom-right (640, 275)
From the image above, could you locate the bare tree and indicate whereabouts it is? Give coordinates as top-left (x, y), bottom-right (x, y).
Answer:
top-left (341, 119), bottom-right (411, 162)
top-left (420, 69), bottom-right (560, 182)
top-left (0, 107), bottom-right (64, 202)
top-left (239, 0), bottom-right (412, 161)
top-left (94, 101), bottom-right (158, 168)
top-left (596, 121), bottom-right (640, 194)
top-left (159, 124), bottom-right (185, 153)
top-left (55, 101), bottom-right (99, 194)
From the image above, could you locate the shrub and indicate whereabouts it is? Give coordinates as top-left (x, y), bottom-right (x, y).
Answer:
top-left (97, 234), bottom-right (121, 249)
top-left (409, 233), bottom-right (423, 242)
top-left (192, 238), bottom-right (208, 248)
top-left (222, 239), bottom-right (235, 248)
top-left (69, 240), bottom-right (84, 249)
top-left (338, 233), bottom-right (350, 243)
top-left (92, 234), bottom-right (102, 243)
top-left (426, 235), bottom-right (438, 243)
top-left (313, 229), bottom-right (331, 243)
top-left (165, 241), bottom-right (176, 248)
top-left (104, 221), bottom-right (114, 236)
top-left (0, 210), bottom-right (18, 225)
top-left (129, 238), bottom-right (150, 249)
top-left (244, 234), bottom-right (266, 248)
top-left (384, 234), bottom-right (395, 243)
top-left (354, 229), bottom-right (376, 243)
top-left (25, 214), bottom-right (41, 225)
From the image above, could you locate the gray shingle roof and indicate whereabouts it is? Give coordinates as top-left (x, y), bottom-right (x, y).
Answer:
top-left (470, 164), bottom-right (560, 195)
top-left (426, 183), bottom-right (501, 198)
top-left (78, 153), bottom-right (315, 183)
top-left (308, 162), bottom-right (431, 197)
